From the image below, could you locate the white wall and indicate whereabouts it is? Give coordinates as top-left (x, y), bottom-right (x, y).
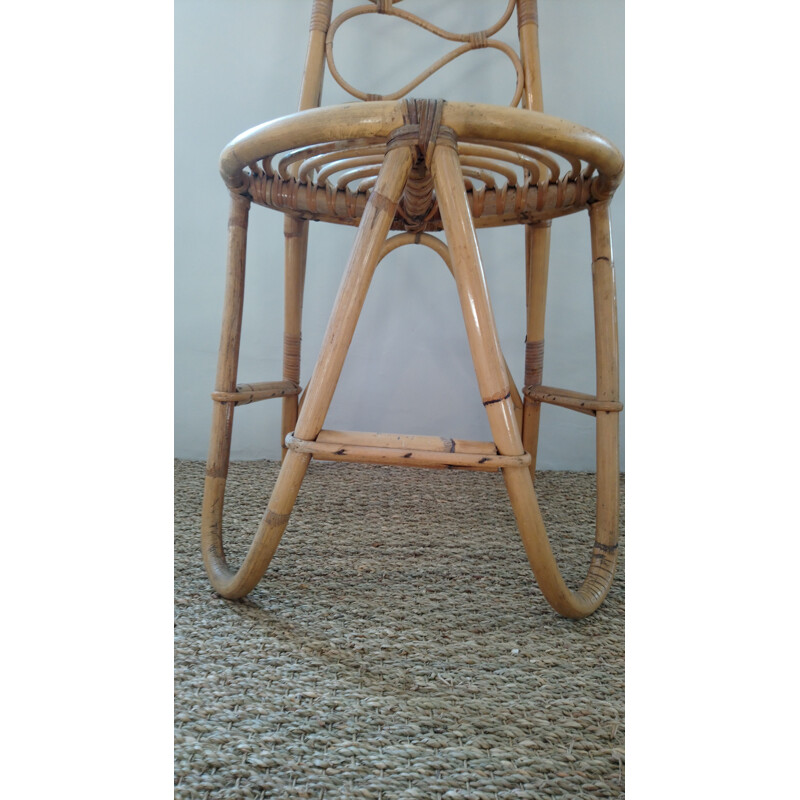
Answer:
top-left (175, 0), bottom-right (624, 470)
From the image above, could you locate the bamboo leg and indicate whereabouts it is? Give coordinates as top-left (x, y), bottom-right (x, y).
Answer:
top-left (203, 193), bottom-right (250, 487)
top-left (202, 147), bottom-right (413, 599)
top-left (589, 200), bottom-right (620, 598)
top-left (432, 143), bottom-right (619, 618)
top-left (281, 215), bottom-right (308, 459)
top-left (293, 145), bottom-right (413, 441)
top-left (521, 221), bottom-right (551, 480)
top-left (431, 142), bottom-right (522, 458)
top-left (201, 195), bottom-right (312, 598)
top-left (204, 191), bottom-right (298, 598)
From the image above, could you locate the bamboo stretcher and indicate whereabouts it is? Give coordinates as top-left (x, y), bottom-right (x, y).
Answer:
top-left (201, 0), bottom-right (623, 618)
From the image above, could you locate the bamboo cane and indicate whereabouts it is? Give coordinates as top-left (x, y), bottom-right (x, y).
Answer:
top-left (589, 199), bottom-right (620, 600)
top-left (521, 221), bottom-right (550, 478)
top-left (432, 137), bottom-right (620, 619)
top-left (286, 430), bottom-right (531, 471)
top-left (281, 216), bottom-right (308, 458)
top-left (202, 145), bottom-right (413, 599)
top-left (293, 145), bottom-right (414, 442)
top-left (200, 0), bottom-right (624, 617)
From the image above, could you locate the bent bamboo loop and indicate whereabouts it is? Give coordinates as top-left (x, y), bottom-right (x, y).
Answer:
top-left (325, 1), bottom-right (523, 105)
top-left (431, 140), bottom-right (618, 619)
top-left (378, 232), bottom-right (523, 417)
top-left (202, 146), bottom-right (414, 600)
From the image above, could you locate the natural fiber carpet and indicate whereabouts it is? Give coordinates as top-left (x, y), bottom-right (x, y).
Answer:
top-left (175, 460), bottom-right (624, 799)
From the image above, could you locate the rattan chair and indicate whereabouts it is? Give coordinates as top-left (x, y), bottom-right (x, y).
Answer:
top-left (201, 0), bottom-right (623, 618)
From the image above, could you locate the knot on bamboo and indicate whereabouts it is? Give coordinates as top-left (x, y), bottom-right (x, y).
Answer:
top-left (375, 0), bottom-right (393, 13)
top-left (525, 339), bottom-right (544, 386)
top-left (309, 0), bottom-right (333, 33)
top-left (386, 99), bottom-right (456, 231)
top-left (516, 0), bottom-right (539, 28)
top-left (469, 31), bottom-right (489, 48)
top-left (283, 334), bottom-right (302, 382)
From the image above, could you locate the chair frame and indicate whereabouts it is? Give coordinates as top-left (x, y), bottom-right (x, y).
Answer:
top-left (201, 0), bottom-right (623, 618)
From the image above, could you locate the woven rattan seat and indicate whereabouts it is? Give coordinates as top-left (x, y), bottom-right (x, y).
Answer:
top-left (201, 0), bottom-right (624, 619)
top-left (225, 102), bottom-right (622, 230)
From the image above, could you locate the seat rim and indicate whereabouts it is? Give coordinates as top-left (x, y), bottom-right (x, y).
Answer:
top-left (220, 99), bottom-right (624, 200)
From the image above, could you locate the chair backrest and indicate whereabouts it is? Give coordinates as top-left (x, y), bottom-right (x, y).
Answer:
top-left (296, 0), bottom-right (545, 113)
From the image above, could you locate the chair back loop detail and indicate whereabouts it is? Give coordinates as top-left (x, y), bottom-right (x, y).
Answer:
top-left (325, 0), bottom-right (524, 106)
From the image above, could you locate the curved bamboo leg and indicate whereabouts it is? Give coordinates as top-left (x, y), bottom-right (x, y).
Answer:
top-left (432, 143), bottom-right (620, 618)
top-left (201, 192), bottom-right (311, 598)
top-left (202, 147), bottom-right (413, 599)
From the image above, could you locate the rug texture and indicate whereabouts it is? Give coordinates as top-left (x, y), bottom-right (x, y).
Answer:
top-left (175, 460), bottom-right (624, 799)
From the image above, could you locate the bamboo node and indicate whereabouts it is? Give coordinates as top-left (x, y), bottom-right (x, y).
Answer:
top-left (283, 334), bottom-right (302, 381)
top-left (517, 0), bottom-right (539, 28)
top-left (469, 31), bottom-right (489, 49)
top-left (309, 0), bottom-right (332, 32)
top-left (265, 509), bottom-right (291, 527)
top-left (482, 390), bottom-right (511, 407)
top-left (525, 339), bottom-right (544, 386)
top-left (593, 541), bottom-right (619, 553)
top-left (369, 189), bottom-right (398, 216)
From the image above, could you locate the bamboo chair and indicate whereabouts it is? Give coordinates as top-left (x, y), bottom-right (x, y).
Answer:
top-left (202, 0), bottom-right (623, 618)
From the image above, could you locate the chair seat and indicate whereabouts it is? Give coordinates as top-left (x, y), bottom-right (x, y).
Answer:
top-left (220, 100), bottom-right (623, 231)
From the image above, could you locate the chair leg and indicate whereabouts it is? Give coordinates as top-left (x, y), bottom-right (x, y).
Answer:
top-left (521, 221), bottom-right (551, 481)
top-left (291, 146), bottom-right (414, 442)
top-left (432, 143), bottom-right (620, 619)
top-left (281, 216), bottom-right (308, 459)
top-left (589, 200), bottom-right (621, 588)
top-left (201, 147), bottom-right (414, 599)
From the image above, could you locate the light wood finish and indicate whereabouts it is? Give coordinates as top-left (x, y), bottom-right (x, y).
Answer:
top-left (212, 380), bottom-right (301, 406)
top-left (325, 0), bottom-right (524, 106)
top-left (286, 430), bottom-right (531, 472)
top-left (523, 384), bottom-right (623, 416)
top-left (202, 145), bottom-right (413, 599)
top-left (220, 101), bottom-right (623, 209)
top-left (292, 146), bottom-right (413, 442)
top-left (318, 429), bottom-right (501, 455)
top-left (278, 0), bottom-right (330, 454)
top-left (280, 216), bottom-right (308, 457)
top-left (201, 0), bottom-right (623, 618)
top-left (590, 199), bottom-right (621, 595)
top-left (516, 0), bottom-right (544, 112)
top-left (432, 137), bottom-right (620, 618)
top-left (521, 221), bottom-right (550, 477)
top-left (431, 140), bottom-right (521, 456)
top-left (204, 193), bottom-right (250, 484)
top-left (298, 0), bottom-right (333, 112)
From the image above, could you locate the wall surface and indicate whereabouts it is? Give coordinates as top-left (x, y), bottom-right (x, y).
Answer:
top-left (174, 0), bottom-right (624, 469)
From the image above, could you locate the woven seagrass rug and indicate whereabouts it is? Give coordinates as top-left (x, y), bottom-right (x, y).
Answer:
top-left (175, 459), bottom-right (625, 799)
